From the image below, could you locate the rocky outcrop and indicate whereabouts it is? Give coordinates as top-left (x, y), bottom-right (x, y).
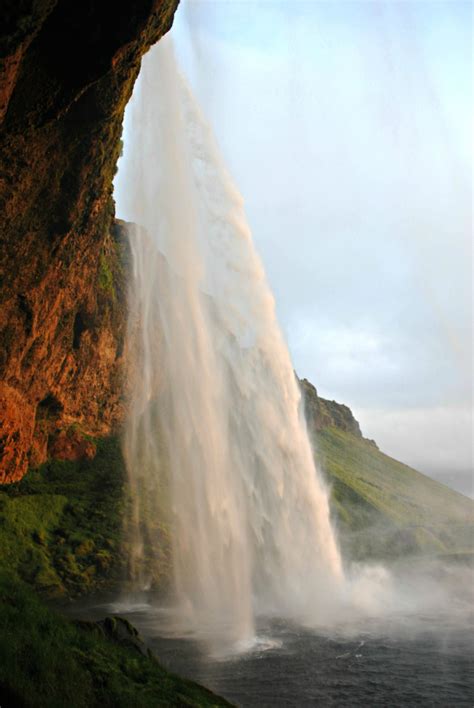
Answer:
top-left (88, 616), bottom-right (150, 657)
top-left (0, 2), bottom-right (179, 482)
top-left (300, 377), bottom-right (378, 447)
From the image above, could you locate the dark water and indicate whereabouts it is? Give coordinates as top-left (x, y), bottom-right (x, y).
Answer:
top-left (148, 617), bottom-right (473, 707)
top-left (70, 600), bottom-right (474, 707)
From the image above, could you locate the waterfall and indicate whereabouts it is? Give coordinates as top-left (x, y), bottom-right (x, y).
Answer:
top-left (116, 37), bottom-right (343, 652)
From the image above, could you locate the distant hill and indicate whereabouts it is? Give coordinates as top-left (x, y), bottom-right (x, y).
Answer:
top-left (300, 378), bottom-right (473, 562)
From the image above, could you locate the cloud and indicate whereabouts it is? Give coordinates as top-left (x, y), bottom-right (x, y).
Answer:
top-left (355, 405), bottom-right (473, 496)
top-left (169, 1), bottom-right (472, 479)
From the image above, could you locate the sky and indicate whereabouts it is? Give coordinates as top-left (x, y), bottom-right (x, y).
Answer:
top-left (135, 1), bottom-right (473, 494)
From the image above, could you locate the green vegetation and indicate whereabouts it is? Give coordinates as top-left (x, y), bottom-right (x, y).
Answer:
top-left (315, 427), bottom-right (474, 562)
top-left (0, 570), bottom-right (230, 707)
top-left (0, 411), bottom-right (471, 706)
top-left (0, 437), bottom-right (227, 707)
top-left (0, 437), bottom-right (128, 598)
top-left (98, 252), bottom-right (116, 298)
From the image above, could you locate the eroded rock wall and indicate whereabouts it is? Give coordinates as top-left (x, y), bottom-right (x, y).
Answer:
top-left (0, 1), bottom-right (179, 482)
top-left (300, 376), bottom-right (378, 447)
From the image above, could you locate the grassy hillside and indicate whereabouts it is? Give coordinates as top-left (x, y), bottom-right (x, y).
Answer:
top-left (0, 570), bottom-right (230, 708)
top-left (314, 427), bottom-right (473, 562)
top-left (0, 438), bottom-right (227, 708)
top-left (0, 437), bottom-right (131, 599)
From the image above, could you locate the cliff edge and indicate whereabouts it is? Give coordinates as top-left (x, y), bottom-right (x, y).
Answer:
top-left (300, 376), bottom-right (377, 447)
top-left (0, 1), bottom-right (179, 482)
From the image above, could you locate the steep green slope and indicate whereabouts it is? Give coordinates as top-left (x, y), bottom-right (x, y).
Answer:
top-left (0, 570), bottom-right (230, 708)
top-left (0, 437), bottom-right (130, 598)
top-left (0, 438), bottom-right (226, 708)
top-left (314, 427), bottom-right (473, 562)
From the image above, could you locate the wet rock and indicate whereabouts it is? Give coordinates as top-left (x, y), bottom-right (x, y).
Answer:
top-left (77, 616), bottom-right (149, 657)
top-left (0, 1), bottom-right (179, 482)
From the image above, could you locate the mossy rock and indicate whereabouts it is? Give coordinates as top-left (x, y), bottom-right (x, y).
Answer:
top-left (0, 570), bottom-right (232, 707)
top-left (0, 436), bottom-right (144, 597)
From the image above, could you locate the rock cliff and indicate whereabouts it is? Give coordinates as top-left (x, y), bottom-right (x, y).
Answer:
top-left (300, 377), bottom-right (378, 447)
top-left (0, 1), bottom-right (179, 482)
top-left (0, 0), bottom-right (376, 485)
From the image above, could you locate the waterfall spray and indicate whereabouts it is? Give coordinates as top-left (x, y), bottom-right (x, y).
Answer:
top-left (117, 37), bottom-right (343, 651)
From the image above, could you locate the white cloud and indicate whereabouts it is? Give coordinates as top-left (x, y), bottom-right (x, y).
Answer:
top-left (169, 1), bottom-right (472, 482)
top-left (355, 405), bottom-right (473, 496)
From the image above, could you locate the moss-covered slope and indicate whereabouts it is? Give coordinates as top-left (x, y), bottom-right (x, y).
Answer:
top-left (315, 427), bottom-right (473, 562)
top-left (0, 571), bottom-right (231, 708)
top-left (0, 437), bottom-right (132, 598)
top-left (0, 434), bottom-right (171, 599)
top-left (0, 436), bottom-right (228, 707)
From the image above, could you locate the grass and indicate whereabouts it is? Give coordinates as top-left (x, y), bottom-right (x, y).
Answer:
top-left (0, 437), bottom-right (228, 707)
top-left (0, 437), bottom-right (129, 598)
top-left (314, 427), bottom-right (474, 562)
top-left (0, 570), bottom-right (230, 707)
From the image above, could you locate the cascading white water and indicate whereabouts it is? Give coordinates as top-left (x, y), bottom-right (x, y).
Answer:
top-left (116, 37), bottom-right (343, 651)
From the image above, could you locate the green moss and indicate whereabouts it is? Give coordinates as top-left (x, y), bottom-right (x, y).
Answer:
top-left (314, 427), bottom-right (474, 561)
top-left (0, 570), bottom-right (231, 707)
top-left (0, 438), bottom-right (223, 706)
top-left (0, 437), bottom-right (130, 597)
top-left (98, 252), bottom-right (115, 298)
top-left (0, 434), bottom-right (173, 598)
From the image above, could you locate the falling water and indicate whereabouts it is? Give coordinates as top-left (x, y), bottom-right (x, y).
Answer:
top-left (116, 37), bottom-right (343, 651)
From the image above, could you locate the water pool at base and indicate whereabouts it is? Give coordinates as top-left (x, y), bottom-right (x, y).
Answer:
top-left (70, 600), bottom-right (473, 707)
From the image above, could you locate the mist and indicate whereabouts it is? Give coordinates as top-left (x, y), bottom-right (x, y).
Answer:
top-left (168, 0), bottom-right (472, 492)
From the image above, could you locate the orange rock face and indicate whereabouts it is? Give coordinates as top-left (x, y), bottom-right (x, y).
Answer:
top-left (0, 384), bottom-right (36, 483)
top-left (0, 219), bottom-right (130, 483)
top-left (48, 430), bottom-right (96, 463)
top-left (0, 1), bottom-right (179, 483)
